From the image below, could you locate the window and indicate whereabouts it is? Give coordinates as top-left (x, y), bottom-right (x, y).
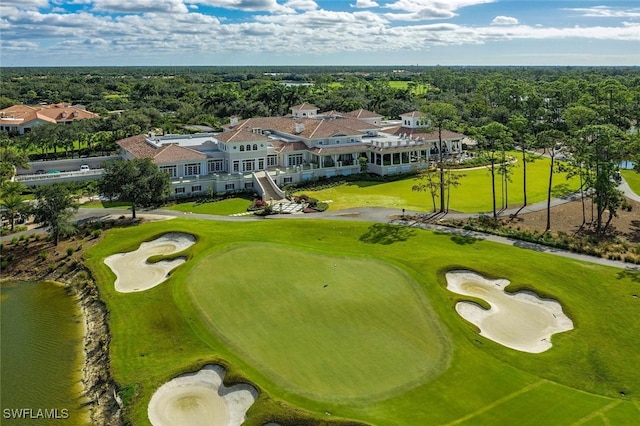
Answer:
top-left (253, 144), bottom-right (258, 151)
top-left (258, 158), bottom-right (264, 169)
top-left (267, 155), bottom-right (277, 167)
top-left (225, 183), bottom-right (235, 190)
top-left (283, 177), bottom-right (293, 184)
top-left (160, 165), bottom-right (177, 178)
top-left (246, 144), bottom-right (251, 151)
top-left (244, 182), bottom-right (254, 189)
top-left (240, 145), bottom-right (245, 151)
top-left (191, 185), bottom-right (202, 192)
top-left (184, 163), bottom-right (201, 176)
top-left (288, 153), bottom-right (304, 166)
top-left (233, 161), bottom-right (239, 173)
top-left (208, 159), bottom-right (223, 173)
top-left (174, 187), bottom-right (185, 194)
top-left (243, 159), bottom-right (255, 172)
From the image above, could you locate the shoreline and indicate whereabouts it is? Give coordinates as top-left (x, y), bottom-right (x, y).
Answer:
top-left (73, 271), bottom-right (124, 426)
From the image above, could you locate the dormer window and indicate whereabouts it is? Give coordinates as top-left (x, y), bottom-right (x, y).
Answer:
top-left (253, 144), bottom-right (258, 151)
top-left (240, 145), bottom-right (245, 151)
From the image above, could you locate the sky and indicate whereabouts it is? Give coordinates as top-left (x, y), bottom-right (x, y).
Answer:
top-left (1, 0), bottom-right (639, 67)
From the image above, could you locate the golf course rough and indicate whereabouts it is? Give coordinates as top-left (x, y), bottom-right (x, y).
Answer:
top-left (186, 243), bottom-right (452, 402)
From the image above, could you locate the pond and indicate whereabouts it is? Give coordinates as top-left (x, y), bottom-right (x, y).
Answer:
top-left (1, 281), bottom-right (89, 425)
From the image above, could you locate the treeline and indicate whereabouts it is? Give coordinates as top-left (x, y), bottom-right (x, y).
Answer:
top-left (0, 66), bottom-right (638, 164)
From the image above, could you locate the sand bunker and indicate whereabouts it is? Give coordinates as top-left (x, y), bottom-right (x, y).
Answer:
top-left (104, 232), bottom-right (195, 293)
top-left (148, 365), bottom-right (258, 426)
top-left (446, 270), bottom-right (573, 353)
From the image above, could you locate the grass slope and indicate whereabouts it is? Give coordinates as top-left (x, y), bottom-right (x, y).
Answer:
top-left (84, 219), bottom-right (640, 425)
top-left (164, 197), bottom-right (252, 215)
top-left (297, 155), bottom-right (579, 213)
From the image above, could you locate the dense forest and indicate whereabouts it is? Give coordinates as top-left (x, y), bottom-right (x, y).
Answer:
top-left (0, 65), bottom-right (638, 163)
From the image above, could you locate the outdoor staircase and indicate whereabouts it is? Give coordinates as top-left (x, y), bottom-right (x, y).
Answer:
top-left (255, 171), bottom-right (285, 202)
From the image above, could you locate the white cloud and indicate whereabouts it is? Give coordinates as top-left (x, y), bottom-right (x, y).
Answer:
top-left (196, 0), bottom-right (294, 13)
top-left (2, 0), bottom-right (639, 66)
top-left (352, 0), bottom-right (379, 8)
top-left (491, 16), bottom-right (518, 26)
top-left (284, 0), bottom-right (317, 11)
top-left (91, 0), bottom-right (189, 14)
top-left (384, 0), bottom-right (495, 21)
top-left (567, 6), bottom-right (640, 18)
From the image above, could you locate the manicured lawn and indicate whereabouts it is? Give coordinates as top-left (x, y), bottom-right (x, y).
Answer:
top-left (85, 219), bottom-right (640, 425)
top-left (187, 244), bottom-right (450, 402)
top-left (297, 154), bottom-right (580, 213)
top-left (164, 197), bottom-right (252, 215)
top-left (621, 169), bottom-right (640, 196)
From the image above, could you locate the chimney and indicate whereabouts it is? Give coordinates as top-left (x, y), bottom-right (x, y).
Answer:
top-left (230, 116), bottom-right (238, 126)
top-left (295, 122), bottom-right (305, 134)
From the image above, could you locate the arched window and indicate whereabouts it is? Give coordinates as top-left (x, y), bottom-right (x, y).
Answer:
top-left (246, 144), bottom-right (251, 151)
top-left (253, 144), bottom-right (258, 151)
top-left (240, 145), bottom-right (245, 151)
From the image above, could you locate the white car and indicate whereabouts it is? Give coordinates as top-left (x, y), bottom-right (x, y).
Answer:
top-left (80, 165), bottom-right (90, 172)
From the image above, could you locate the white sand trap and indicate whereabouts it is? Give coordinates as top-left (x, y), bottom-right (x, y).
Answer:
top-left (104, 232), bottom-right (195, 293)
top-left (148, 365), bottom-right (258, 426)
top-left (446, 270), bottom-right (574, 353)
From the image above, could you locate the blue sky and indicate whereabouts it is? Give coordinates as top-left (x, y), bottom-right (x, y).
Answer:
top-left (1, 1), bottom-right (639, 67)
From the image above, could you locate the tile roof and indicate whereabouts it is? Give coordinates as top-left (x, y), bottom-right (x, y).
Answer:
top-left (384, 126), bottom-right (464, 141)
top-left (117, 134), bottom-right (207, 163)
top-left (215, 128), bottom-right (269, 143)
top-left (345, 109), bottom-right (382, 119)
top-left (0, 104), bottom-right (99, 126)
top-left (291, 103), bottom-right (317, 111)
top-left (117, 134), bottom-right (157, 158)
top-left (399, 111), bottom-right (423, 118)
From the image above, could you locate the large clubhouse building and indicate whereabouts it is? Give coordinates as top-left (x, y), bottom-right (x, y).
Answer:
top-left (117, 104), bottom-right (469, 200)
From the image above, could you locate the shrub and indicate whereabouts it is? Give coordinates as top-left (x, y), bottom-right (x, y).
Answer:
top-left (10, 237), bottom-right (18, 245)
top-left (91, 229), bottom-right (102, 239)
top-left (66, 247), bottom-right (74, 257)
top-left (39, 251), bottom-right (48, 261)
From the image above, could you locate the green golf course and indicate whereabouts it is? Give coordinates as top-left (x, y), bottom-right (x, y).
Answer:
top-left (85, 218), bottom-right (640, 425)
top-left (296, 154), bottom-right (580, 213)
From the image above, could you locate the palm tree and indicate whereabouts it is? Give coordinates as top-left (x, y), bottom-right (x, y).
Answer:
top-left (421, 102), bottom-right (459, 212)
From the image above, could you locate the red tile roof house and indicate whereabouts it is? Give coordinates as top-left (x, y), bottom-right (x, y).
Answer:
top-left (0, 103), bottom-right (99, 135)
top-left (116, 105), bottom-right (468, 200)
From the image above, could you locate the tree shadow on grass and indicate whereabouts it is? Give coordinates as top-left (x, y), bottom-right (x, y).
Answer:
top-left (433, 230), bottom-right (479, 246)
top-left (617, 269), bottom-right (640, 283)
top-left (359, 223), bottom-right (416, 245)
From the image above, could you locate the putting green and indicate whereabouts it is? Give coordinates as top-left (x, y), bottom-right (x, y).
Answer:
top-left (186, 243), bottom-right (451, 402)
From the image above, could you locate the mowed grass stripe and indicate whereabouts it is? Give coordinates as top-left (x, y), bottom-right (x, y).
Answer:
top-left (572, 400), bottom-right (622, 425)
top-left (454, 381), bottom-right (613, 426)
top-left (186, 243), bottom-right (451, 402)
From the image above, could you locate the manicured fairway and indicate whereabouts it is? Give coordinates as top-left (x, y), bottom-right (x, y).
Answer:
top-left (187, 244), bottom-right (450, 401)
top-left (84, 219), bottom-right (640, 425)
top-left (297, 155), bottom-right (579, 212)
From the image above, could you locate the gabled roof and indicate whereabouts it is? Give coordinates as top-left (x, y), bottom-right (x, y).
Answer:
top-left (0, 103), bottom-right (99, 126)
top-left (231, 117), bottom-right (365, 140)
top-left (215, 128), bottom-right (268, 143)
top-left (399, 111), bottom-right (423, 118)
top-left (117, 134), bottom-right (207, 163)
top-left (154, 144), bottom-right (207, 163)
top-left (345, 109), bottom-right (382, 119)
top-left (384, 126), bottom-right (464, 141)
top-left (291, 103), bottom-right (317, 111)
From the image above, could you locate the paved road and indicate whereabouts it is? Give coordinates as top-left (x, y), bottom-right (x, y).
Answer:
top-left (4, 178), bottom-right (639, 272)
